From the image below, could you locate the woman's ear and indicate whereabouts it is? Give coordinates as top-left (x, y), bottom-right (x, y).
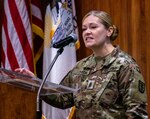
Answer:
top-left (107, 26), bottom-right (113, 37)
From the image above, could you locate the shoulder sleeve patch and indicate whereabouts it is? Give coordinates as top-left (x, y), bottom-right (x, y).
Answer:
top-left (138, 80), bottom-right (145, 93)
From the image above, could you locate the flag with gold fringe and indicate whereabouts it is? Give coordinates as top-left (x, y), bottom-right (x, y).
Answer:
top-left (42, 0), bottom-right (79, 119)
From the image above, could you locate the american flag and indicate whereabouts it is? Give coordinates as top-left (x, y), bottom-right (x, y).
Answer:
top-left (1, 0), bottom-right (44, 73)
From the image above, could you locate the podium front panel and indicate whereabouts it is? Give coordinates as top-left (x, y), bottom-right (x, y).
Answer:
top-left (0, 82), bottom-right (37, 119)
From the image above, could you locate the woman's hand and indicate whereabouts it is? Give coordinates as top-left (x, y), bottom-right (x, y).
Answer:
top-left (15, 68), bottom-right (36, 78)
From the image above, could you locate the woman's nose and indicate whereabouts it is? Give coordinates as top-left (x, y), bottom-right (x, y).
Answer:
top-left (85, 28), bottom-right (92, 34)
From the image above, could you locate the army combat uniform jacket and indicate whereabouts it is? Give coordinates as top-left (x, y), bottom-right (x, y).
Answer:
top-left (42, 46), bottom-right (148, 119)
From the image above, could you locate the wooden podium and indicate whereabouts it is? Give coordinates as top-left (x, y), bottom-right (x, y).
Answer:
top-left (0, 68), bottom-right (38, 119)
top-left (0, 68), bottom-right (77, 119)
top-left (0, 82), bottom-right (37, 119)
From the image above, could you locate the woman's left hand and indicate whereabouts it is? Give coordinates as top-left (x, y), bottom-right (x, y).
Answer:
top-left (15, 68), bottom-right (36, 77)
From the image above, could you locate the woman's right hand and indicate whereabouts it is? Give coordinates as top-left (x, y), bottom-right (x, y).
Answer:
top-left (15, 68), bottom-right (36, 78)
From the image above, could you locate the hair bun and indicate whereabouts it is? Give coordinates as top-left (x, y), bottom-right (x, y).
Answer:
top-left (110, 25), bottom-right (119, 41)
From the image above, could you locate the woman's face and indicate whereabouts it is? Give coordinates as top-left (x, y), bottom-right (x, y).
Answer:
top-left (82, 15), bottom-right (111, 49)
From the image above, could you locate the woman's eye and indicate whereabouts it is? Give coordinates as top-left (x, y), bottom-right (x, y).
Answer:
top-left (82, 28), bottom-right (86, 31)
top-left (90, 26), bottom-right (97, 29)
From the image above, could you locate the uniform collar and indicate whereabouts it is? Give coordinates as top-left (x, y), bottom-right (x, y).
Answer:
top-left (83, 46), bottom-right (120, 70)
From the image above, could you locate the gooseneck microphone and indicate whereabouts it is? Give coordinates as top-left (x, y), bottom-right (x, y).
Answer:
top-left (36, 33), bottom-right (77, 119)
top-left (53, 33), bottom-right (77, 48)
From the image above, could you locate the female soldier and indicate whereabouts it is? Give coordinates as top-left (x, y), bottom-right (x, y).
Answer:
top-left (16, 10), bottom-right (148, 119)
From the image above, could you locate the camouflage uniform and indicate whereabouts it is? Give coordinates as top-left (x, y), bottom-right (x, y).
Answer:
top-left (42, 46), bottom-right (148, 119)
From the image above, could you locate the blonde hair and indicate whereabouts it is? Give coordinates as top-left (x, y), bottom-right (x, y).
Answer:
top-left (82, 10), bottom-right (119, 41)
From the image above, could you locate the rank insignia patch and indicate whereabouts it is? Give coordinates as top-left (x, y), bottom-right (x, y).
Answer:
top-left (87, 80), bottom-right (96, 90)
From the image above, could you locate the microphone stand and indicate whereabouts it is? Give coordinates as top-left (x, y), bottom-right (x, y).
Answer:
top-left (36, 47), bottom-right (64, 119)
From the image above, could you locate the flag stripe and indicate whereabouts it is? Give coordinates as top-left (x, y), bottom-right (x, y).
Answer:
top-left (1, 27), bottom-right (10, 69)
top-left (24, 0), bottom-right (31, 22)
top-left (8, 0), bottom-right (34, 71)
top-left (31, 0), bottom-right (41, 8)
top-left (32, 15), bottom-right (43, 30)
top-left (1, 44), bottom-right (6, 68)
top-left (2, 11), bottom-right (19, 69)
top-left (31, 0), bottom-right (43, 32)
top-left (31, 4), bottom-right (43, 21)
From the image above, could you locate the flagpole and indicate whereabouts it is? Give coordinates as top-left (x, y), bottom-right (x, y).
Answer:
top-left (36, 47), bottom-right (64, 119)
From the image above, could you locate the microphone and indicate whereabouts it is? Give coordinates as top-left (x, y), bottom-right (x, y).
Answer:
top-left (53, 33), bottom-right (77, 48)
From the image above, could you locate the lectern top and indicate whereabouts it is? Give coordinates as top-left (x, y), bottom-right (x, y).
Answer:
top-left (0, 68), bottom-right (77, 95)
